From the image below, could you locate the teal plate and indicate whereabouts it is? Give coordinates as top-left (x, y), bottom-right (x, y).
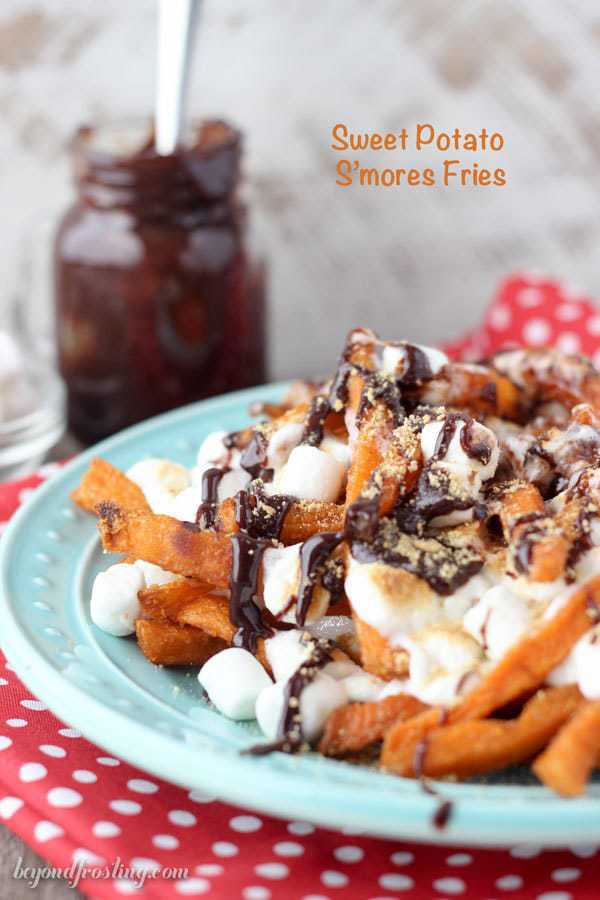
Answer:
top-left (1, 383), bottom-right (599, 847)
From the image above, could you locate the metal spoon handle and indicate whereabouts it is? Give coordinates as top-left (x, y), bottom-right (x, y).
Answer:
top-left (155, 0), bottom-right (201, 156)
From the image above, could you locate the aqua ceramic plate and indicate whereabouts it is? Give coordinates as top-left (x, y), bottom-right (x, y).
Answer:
top-left (1, 384), bottom-right (599, 848)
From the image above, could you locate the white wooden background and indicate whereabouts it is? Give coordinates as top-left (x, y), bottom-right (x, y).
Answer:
top-left (2, 0), bottom-right (600, 380)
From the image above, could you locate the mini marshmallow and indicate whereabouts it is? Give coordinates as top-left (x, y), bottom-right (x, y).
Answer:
top-left (127, 458), bottom-right (190, 515)
top-left (299, 673), bottom-right (348, 742)
top-left (276, 445), bottom-right (346, 502)
top-left (255, 680), bottom-right (287, 740)
top-left (265, 630), bottom-right (312, 682)
top-left (196, 430), bottom-right (236, 468)
top-left (320, 436), bottom-right (352, 470)
top-left (266, 423), bottom-right (304, 470)
top-left (173, 468), bottom-right (251, 521)
top-left (403, 625), bottom-right (483, 706)
top-left (134, 559), bottom-right (180, 588)
top-left (342, 671), bottom-right (386, 703)
top-left (262, 544), bottom-right (301, 621)
top-left (198, 648), bottom-right (272, 720)
top-left (464, 583), bottom-right (532, 660)
top-left (256, 669), bottom-right (348, 743)
top-left (324, 659), bottom-right (361, 680)
top-left (90, 563), bottom-right (145, 636)
top-left (421, 418), bottom-right (499, 486)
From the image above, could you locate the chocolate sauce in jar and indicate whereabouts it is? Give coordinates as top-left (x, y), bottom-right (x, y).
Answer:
top-left (54, 120), bottom-right (266, 445)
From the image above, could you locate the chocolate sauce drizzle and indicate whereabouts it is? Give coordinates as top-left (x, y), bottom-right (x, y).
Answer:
top-left (586, 592), bottom-right (600, 624)
top-left (294, 532), bottom-right (346, 626)
top-left (235, 482), bottom-right (292, 542)
top-left (511, 512), bottom-right (546, 576)
top-left (301, 395), bottom-right (332, 446)
top-left (239, 431), bottom-right (269, 479)
top-left (412, 714), bottom-right (454, 831)
top-left (245, 638), bottom-right (333, 755)
top-left (395, 411), bottom-right (491, 534)
top-left (351, 518), bottom-right (484, 596)
top-left (196, 467), bottom-right (226, 529)
top-left (228, 532), bottom-right (273, 653)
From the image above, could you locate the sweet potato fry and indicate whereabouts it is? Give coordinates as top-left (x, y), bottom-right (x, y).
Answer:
top-left (382, 576), bottom-right (600, 774)
top-left (533, 698), bottom-right (600, 797)
top-left (139, 580), bottom-right (270, 671)
top-left (346, 410), bottom-right (420, 518)
top-left (97, 504), bottom-right (231, 587)
top-left (383, 685), bottom-right (582, 779)
top-left (421, 363), bottom-right (522, 420)
top-left (499, 483), bottom-right (569, 582)
top-left (353, 615), bottom-right (409, 680)
top-left (218, 497), bottom-right (344, 543)
top-left (136, 619), bottom-right (226, 666)
top-left (72, 458), bottom-right (150, 515)
top-left (319, 693), bottom-right (427, 757)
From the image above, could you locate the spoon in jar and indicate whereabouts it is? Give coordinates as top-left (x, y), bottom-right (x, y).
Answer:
top-left (155, 0), bottom-right (201, 156)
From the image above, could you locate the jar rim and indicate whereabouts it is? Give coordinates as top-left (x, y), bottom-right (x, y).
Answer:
top-left (71, 117), bottom-right (241, 166)
top-left (70, 118), bottom-right (242, 209)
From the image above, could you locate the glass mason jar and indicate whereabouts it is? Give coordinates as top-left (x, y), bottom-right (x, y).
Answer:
top-left (54, 120), bottom-right (266, 445)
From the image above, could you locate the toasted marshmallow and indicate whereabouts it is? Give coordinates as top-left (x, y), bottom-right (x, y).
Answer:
top-left (320, 435), bottom-right (352, 469)
top-left (265, 630), bottom-right (313, 682)
top-left (276, 445), bottom-right (346, 502)
top-left (134, 559), bottom-right (180, 588)
top-left (342, 671), bottom-right (386, 703)
top-left (196, 430), bottom-right (237, 468)
top-left (419, 418), bottom-right (499, 527)
top-left (443, 569), bottom-right (500, 622)
top-left (199, 648), bottom-right (272, 720)
top-left (345, 557), bottom-right (443, 643)
top-left (127, 458), bottom-right (190, 515)
top-left (91, 563), bottom-right (145, 637)
top-left (403, 625), bottom-right (483, 706)
top-left (421, 417), bottom-right (499, 485)
top-left (262, 544), bottom-right (301, 621)
top-left (464, 583), bottom-right (533, 660)
top-left (381, 342), bottom-right (448, 379)
top-left (266, 423), bottom-right (304, 470)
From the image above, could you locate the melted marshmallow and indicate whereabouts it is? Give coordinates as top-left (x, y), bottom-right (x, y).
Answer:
top-left (127, 458), bottom-right (190, 515)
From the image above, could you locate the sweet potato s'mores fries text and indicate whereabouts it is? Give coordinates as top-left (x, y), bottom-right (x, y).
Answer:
top-left (77, 330), bottom-right (600, 797)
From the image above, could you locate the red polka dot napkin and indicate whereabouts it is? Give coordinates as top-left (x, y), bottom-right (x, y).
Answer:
top-left (1, 274), bottom-right (599, 899)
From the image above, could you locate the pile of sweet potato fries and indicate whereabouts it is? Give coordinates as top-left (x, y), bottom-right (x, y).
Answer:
top-left (72, 330), bottom-right (600, 798)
